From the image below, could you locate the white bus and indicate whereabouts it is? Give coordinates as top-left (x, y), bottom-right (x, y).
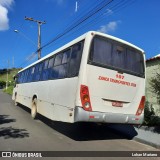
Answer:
top-left (12, 31), bottom-right (145, 124)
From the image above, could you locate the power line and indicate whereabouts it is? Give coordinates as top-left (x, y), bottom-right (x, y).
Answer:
top-left (42, 0), bottom-right (135, 51)
top-left (66, 0), bottom-right (136, 35)
top-left (14, 29), bottom-right (36, 46)
top-left (17, 0), bottom-right (136, 68)
top-left (44, 0), bottom-right (101, 43)
top-left (40, 0), bottom-right (113, 50)
top-left (17, 0), bottom-right (114, 67)
top-left (42, 0), bottom-right (134, 52)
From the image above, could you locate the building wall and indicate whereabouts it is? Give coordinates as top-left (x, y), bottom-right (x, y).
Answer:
top-left (146, 59), bottom-right (160, 116)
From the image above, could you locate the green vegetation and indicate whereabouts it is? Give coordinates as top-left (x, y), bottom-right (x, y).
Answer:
top-left (0, 68), bottom-right (21, 95)
top-left (0, 68), bottom-right (19, 82)
top-left (145, 69), bottom-right (160, 125)
top-left (0, 81), bottom-right (6, 87)
top-left (3, 85), bottom-right (14, 95)
top-left (143, 101), bottom-right (160, 125)
top-left (150, 71), bottom-right (160, 104)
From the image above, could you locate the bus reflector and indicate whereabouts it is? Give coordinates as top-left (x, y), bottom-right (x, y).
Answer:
top-left (80, 85), bottom-right (92, 111)
top-left (136, 96), bottom-right (145, 116)
top-left (89, 115), bottom-right (95, 119)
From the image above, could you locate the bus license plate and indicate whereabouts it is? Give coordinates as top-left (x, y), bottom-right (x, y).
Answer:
top-left (112, 102), bottom-right (123, 107)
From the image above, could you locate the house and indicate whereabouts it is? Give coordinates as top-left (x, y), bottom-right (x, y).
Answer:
top-left (146, 54), bottom-right (160, 116)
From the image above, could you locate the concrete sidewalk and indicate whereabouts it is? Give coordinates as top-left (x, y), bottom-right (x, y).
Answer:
top-left (108, 124), bottom-right (160, 149)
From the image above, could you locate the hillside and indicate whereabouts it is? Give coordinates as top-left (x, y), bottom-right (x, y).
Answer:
top-left (0, 68), bottom-right (20, 82)
top-left (0, 68), bottom-right (21, 94)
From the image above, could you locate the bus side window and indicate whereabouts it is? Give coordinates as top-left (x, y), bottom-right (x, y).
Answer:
top-left (33, 62), bottom-right (45, 82)
top-left (32, 64), bottom-right (39, 82)
top-left (26, 67), bottom-right (34, 82)
top-left (40, 59), bottom-right (49, 81)
top-left (62, 49), bottom-right (70, 64)
top-left (51, 49), bottom-right (71, 80)
top-left (53, 49), bottom-right (71, 79)
top-left (30, 67), bottom-right (35, 82)
top-left (51, 53), bottom-right (63, 79)
top-left (22, 69), bottom-right (29, 83)
top-left (68, 42), bottom-right (83, 77)
top-left (19, 71), bottom-right (23, 83)
top-left (19, 72), bottom-right (24, 84)
top-left (47, 57), bottom-right (55, 79)
top-left (54, 53), bottom-right (63, 66)
top-left (37, 62), bottom-right (44, 81)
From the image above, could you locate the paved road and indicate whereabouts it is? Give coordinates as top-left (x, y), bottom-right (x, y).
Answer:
top-left (0, 89), bottom-right (159, 160)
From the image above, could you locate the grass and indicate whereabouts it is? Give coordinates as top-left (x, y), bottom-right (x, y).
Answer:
top-left (3, 85), bottom-right (14, 95)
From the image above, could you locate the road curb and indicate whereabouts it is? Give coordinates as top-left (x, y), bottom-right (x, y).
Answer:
top-left (133, 137), bottom-right (160, 149)
top-left (107, 124), bottom-right (160, 149)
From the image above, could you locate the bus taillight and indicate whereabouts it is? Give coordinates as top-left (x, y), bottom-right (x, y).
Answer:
top-left (80, 85), bottom-right (92, 111)
top-left (136, 96), bottom-right (145, 116)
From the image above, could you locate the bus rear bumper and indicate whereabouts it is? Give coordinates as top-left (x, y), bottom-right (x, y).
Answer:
top-left (74, 107), bottom-right (144, 124)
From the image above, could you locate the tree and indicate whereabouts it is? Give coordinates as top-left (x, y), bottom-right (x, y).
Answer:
top-left (144, 101), bottom-right (155, 125)
top-left (150, 72), bottom-right (160, 104)
top-left (148, 69), bottom-right (160, 125)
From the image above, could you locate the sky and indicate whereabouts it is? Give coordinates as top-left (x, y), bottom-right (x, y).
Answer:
top-left (0, 0), bottom-right (160, 69)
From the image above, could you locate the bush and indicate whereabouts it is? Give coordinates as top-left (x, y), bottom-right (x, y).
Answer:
top-left (0, 69), bottom-right (7, 74)
top-left (143, 101), bottom-right (160, 125)
top-left (150, 116), bottom-right (160, 125)
top-left (0, 80), bottom-right (6, 88)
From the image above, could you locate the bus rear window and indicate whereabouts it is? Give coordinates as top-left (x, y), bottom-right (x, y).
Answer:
top-left (89, 36), bottom-right (144, 77)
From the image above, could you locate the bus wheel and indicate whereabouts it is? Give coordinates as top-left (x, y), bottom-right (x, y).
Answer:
top-left (31, 98), bottom-right (38, 119)
top-left (14, 94), bottom-right (18, 106)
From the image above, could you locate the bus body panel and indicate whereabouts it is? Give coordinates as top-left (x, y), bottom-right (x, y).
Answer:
top-left (74, 107), bottom-right (144, 124)
top-left (46, 77), bottom-right (78, 122)
top-left (14, 78), bottom-right (78, 123)
top-left (74, 32), bottom-right (145, 124)
top-left (86, 64), bottom-right (145, 114)
top-left (74, 64), bottom-right (145, 124)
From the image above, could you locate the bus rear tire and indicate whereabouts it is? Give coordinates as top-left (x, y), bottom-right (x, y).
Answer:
top-left (31, 98), bottom-right (38, 119)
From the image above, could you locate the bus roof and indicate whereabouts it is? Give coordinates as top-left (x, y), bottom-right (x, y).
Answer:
top-left (19, 31), bottom-right (144, 73)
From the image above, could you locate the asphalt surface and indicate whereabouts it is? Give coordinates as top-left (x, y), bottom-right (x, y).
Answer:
top-left (0, 89), bottom-right (159, 160)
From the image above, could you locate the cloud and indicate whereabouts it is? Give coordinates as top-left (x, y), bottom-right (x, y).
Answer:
top-left (0, 5), bottom-right (9, 30)
top-left (106, 9), bottom-right (113, 15)
top-left (97, 21), bottom-right (121, 34)
top-left (0, 0), bottom-right (14, 31)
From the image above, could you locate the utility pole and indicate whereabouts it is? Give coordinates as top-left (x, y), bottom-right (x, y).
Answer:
top-left (24, 16), bottom-right (46, 60)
